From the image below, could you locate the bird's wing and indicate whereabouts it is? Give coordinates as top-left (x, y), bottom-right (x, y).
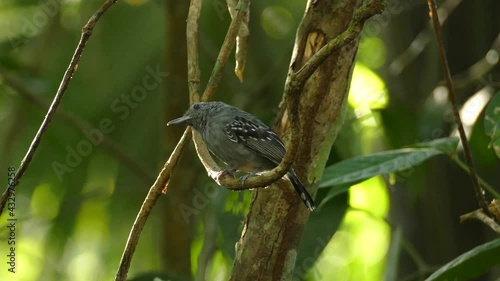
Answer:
top-left (225, 116), bottom-right (286, 165)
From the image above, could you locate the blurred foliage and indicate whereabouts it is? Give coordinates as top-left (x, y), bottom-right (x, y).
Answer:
top-left (484, 92), bottom-right (500, 159)
top-left (426, 238), bottom-right (500, 281)
top-left (0, 0), bottom-right (499, 281)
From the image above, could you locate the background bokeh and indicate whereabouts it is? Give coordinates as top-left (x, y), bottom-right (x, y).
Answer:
top-left (0, 0), bottom-right (499, 280)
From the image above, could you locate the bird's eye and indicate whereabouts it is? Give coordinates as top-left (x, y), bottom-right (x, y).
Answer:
top-left (193, 104), bottom-right (200, 110)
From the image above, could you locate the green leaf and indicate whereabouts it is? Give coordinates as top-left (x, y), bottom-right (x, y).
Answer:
top-left (320, 148), bottom-right (443, 188)
top-left (426, 238), bottom-right (500, 281)
top-left (410, 137), bottom-right (460, 155)
top-left (484, 92), bottom-right (500, 159)
top-left (318, 138), bottom-right (459, 206)
top-left (317, 183), bottom-right (351, 211)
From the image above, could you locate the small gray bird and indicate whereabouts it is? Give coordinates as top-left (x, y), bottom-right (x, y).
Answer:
top-left (167, 101), bottom-right (316, 211)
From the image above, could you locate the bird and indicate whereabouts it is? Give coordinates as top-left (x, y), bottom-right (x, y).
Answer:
top-left (167, 101), bottom-right (316, 211)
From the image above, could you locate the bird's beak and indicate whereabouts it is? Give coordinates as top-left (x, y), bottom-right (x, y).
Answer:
top-left (167, 116), bottom-right (192, 126)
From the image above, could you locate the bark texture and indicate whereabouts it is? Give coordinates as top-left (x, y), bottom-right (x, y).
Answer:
top-left (229, 0), bottom-right (363, 280)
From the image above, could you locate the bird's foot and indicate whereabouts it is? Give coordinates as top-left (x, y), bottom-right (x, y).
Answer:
top-left (239, 172), bottom-right (257, 184)
top-left (216, 169), bottom-right (237, 182)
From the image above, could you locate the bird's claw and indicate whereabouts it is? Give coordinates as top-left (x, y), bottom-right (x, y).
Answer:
top-left (216, 169), bottom-right (237, 182)
top-left (239, 172), bottom-right (257, 184)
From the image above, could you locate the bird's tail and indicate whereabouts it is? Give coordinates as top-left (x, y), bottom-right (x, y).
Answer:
top-left (287, 169), bottom-right (316, 211)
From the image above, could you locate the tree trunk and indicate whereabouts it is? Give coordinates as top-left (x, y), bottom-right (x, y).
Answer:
top-left (229, 0), bottom-right (363, 280)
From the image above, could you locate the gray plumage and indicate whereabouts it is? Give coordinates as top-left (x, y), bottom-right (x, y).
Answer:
top-left (167, 101), bottom-right (316, 211)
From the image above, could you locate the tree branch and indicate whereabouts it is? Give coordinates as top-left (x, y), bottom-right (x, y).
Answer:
top-left (427, 0), bottom-right (492, 218)
top-left (227, 0), bottom-right (250, 82)
top-left (452, 156), bottom-right (500, 199)
top-left (187, 0), bottom-right (202, 103)
top-left (201, 0), bottom-right (250, 101)
top-left (460, 200), bottom-right (500, 234)
top-left (293, 0), bottom-right (387, 83)
top-left (0, 0), bottom-right (119, 216)
top-left (114, 128), bottom-right (191, 281)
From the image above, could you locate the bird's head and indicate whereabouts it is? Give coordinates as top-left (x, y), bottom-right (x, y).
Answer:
top-left (167, 102), bottom-right (226, 132)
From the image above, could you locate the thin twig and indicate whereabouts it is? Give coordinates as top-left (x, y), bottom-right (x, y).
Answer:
top-left (114, 128), bottom-right (191, 281)
top-left (201, 0), bottom-right (250, 101)
top-left (461, 212), bottom-right (500, 234)
top-left (451, 157), bottom-right (500, 199)
top-left (460, 200), bottom-right (500, 234)
top-left (187, 0), bottom-right (202, 103)
top-left (427, 0), bottom-right (492, 217)
top-left (0, 68), bottom-right (155, 185)
top-left (0, 0), bottom-right (119, 216)
top-left (227, 0), bottom-right (250, 82)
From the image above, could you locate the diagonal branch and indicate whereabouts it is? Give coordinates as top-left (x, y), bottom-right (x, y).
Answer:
top-left (427, 0), bottom-right (492, 218)
top-left (0, 0), bottom-right (119, 216)
top-left (114, 128), bottom-right (191, 281)
top-left (201, 0), bottom-right (250, 101)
